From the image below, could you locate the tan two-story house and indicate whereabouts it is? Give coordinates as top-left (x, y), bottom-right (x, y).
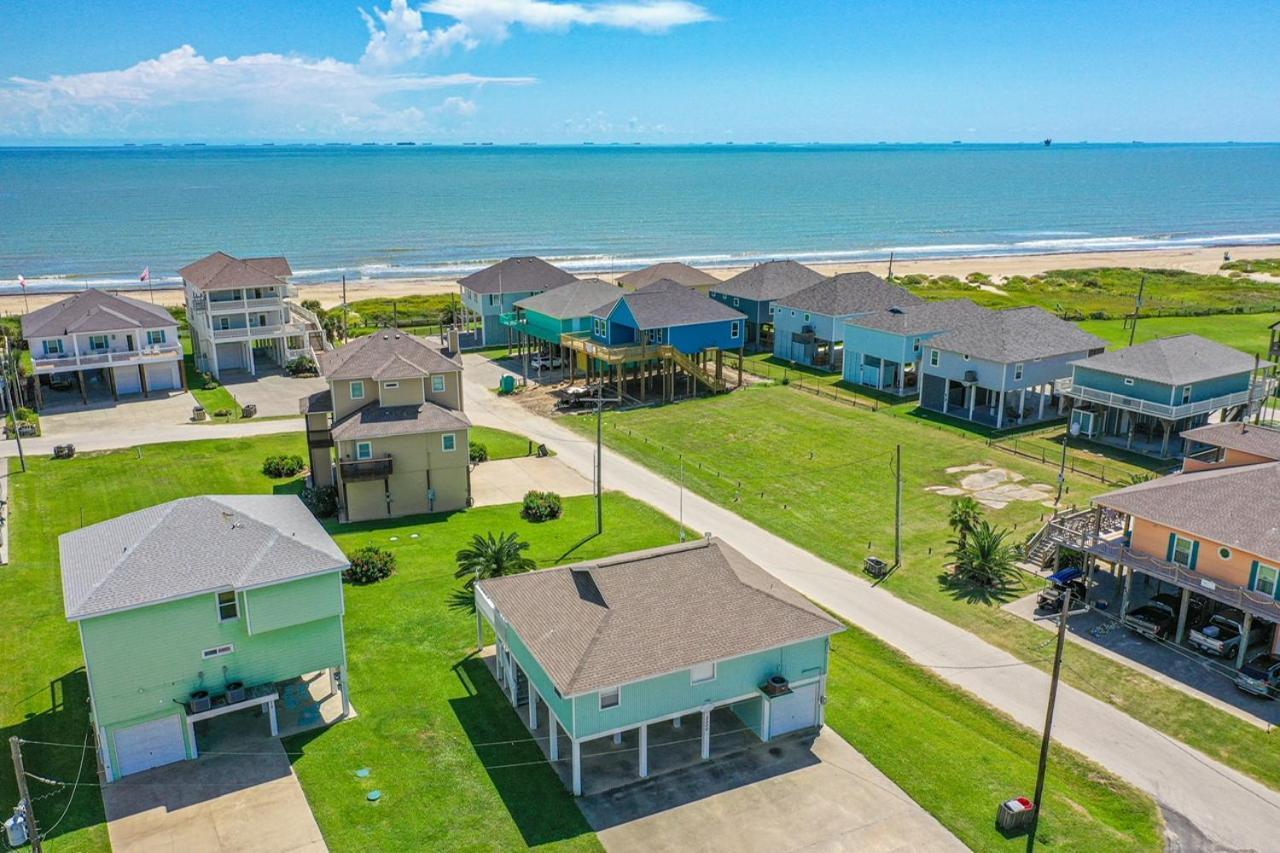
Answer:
top-left (301, 331), bottom-right (470, 522)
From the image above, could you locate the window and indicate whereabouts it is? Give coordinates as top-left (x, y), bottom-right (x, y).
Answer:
top-left (912, 337), bottom-right (921, 353)
top-left (962, 354), bottom-right (971, 362)
top-left (89, 335), bottom-right (109, 351)
top-left (1254, 564), bottom-right (1280, 597)
top-left (732, 297), bottom-right (740, 307)
top-left (593, 318), bottom-right (606, 337)
top-left (790, 310), bottom-right (796, 318)
top-left (216, 591), bottom-right (239, 622)
top-left (442, 434), bottom-right (457, 452)
top-left (1013, 363), bottom-right (1024, 381)
top-left (488, 294), bottom-right (499, 306)
top-left (355, 441), bottom-right (373, 460)
top-left (383, 381), bottom-right (399, 390)
top-left (146, 329), bottom-right (166, 345)
top-left (1218, 546), bottom-right (1232, 560)
top-left (350, 380), bottom-right (365, 400)
top-left (730, 320), bottom-right (741, 340)
top-left (1170, 534), bottom-right (1195, 568)
top-left (599, 687), bottom-right (620, 710)
top-left (1123, 377), bottom-right (1135, 386)
top-left (690, 661), bottom-right (716, 684)
top-left (646, 329), bottom-right (662, 344)
top-left (1182, 385), bottom-right (1193, 404)
top-left (201, 644), bottom-right (234, 660)
top-left (803, 313), bottom-right (811, 323)
top-left (217, 316), bottom-right (231, 330)
top-left (42, 339), bottom-right (63, 356)
top-left (432, 374), bottom-right (446, 393)
top-left (769, 306), bottom-right (776, 316)
top-left (929, 349), bottom-right (939, 367)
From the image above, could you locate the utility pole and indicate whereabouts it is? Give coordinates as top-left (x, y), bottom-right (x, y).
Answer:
top-left (1127, 274), bottom-right (1146, 347)
top-left (1054, 429), bottom-right (1069, 505)
top-left (893, 444), bottom-right (903, 567)
top-left (341, 275), bottom-right (348, 343)
top-left (886, 251), bottom-right (895, 282)
top-left (592, 387), bottom-right (622, 536)
top-left (10, 736), bottom-right (42, 853)
top-left (1029, 587), bottom-right (1072, 849)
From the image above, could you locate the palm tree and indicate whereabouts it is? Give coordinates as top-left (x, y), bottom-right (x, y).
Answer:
top-left (454, 532), bottom-right (537, 589)
top-left (947, 496), bottom-right (983, 550)
top-left (950, 520), bottom-right (1021, 589)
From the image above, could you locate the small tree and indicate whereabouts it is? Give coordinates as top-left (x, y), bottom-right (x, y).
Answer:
top-left (302, 485), bottom-right (339, 518)
top-left (262, 454), bottom-right (306, 478)
top-left (521, 490), bottom-right (563, 522)
top-left (950, 520), bottom-right (1021, 589)
top-left (344, 545), bottom-right (396, 584)
top-left (947, 496), bottom-right (983, 550)
top-left (454, 532), bottom-right (536, 589)
top-left (469, 441), bottom-right (489, 463)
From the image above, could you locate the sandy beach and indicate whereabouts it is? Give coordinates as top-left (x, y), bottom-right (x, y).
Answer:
top-left (3, 244), bottom-right (1276, 316)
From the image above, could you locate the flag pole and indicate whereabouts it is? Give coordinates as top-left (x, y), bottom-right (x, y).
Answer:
top-left (17, 275), bottom-right (29, 314)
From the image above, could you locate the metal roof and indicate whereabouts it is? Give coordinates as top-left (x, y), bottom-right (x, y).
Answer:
top-left (1069, 334), bottom-right (1262, 385)
top-left (478, 538), bottom-right (843, 696)
top-left (457, 256), bottom-right (577, 295)
top-left (178, 251), bottom-right (292, 292)
top-left (617, 262), bottom-right (720, 290)
top-left (59, 496), bottom-right (348, 621)
top-left (22, 289), bottom-right (176, 339)
top-left (710, 260), bottom-right (824, 301)
top-left (775, 272), bottom-right (924, 316)
top-left (927, 306), bottom-right (1107, 363)
top-left (318, 331), bottom-right (460, 381)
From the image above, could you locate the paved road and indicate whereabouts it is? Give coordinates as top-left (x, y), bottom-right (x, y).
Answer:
top-left (0, 417), bottom-right (303, 459)
top-left (465, 356), bottom-right (1280, 852)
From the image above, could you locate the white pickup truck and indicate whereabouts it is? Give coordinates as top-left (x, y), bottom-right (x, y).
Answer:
top-left (1188, 609), bottom-right (1265, 657)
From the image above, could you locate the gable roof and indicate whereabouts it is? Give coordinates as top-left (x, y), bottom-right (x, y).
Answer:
top-left (318, 331), bottom-right (460, 381)
top-left (589, 285), bottom-right (745, 329)
top-left (1070, 334), bottom-right (1261, 385)
top-left (514, 278), bottom-right (621, 319)
top-left (845, 298), bottom-right (989, 336)
top-left (1093, 462), bottom-right (1280, 561)
top-left (330, 400), bottom-right (470, 441)
top-left (59, 495), bottom-right (348, 621)
top-left (457, 256), bottom-right (577, 295)
top-left (1180, 422), bottom-right (1280, 461)
top-left (179, 251), bottom-right (292, 292)
top-left (477, 538), bottom-right (842, 696)
top-left (710, 260), bottom-right (824, 301)
top-left (617, 262), bottom-right (719, 290)
top-left (927, 306), bottom-right (1107, 363)
top-left (22, 289), bottom-right (175, 338)
top-left (776, 272), bottom-right (924, 316)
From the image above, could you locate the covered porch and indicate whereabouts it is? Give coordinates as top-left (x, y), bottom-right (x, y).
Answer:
top-left (851, 353), bottom-right (918, 396)
top-left (1068, 405), bottom-right (1206, 458)
top-left (932, 376), bottom-right (1061, 429)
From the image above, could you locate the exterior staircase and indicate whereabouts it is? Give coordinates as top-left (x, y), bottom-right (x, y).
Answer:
top-left (286, 301), bottom-right (334, 354)
top-left (666, 347), bottom-right (729, 393)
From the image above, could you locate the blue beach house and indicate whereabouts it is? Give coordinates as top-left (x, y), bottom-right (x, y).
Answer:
top-left (474, 538), bottom-right (843, 796)
top-left (458, 256), bottom-right (577, 347)
top-left (771, 273), bottom-right (922, 370)
top-left (588, 280), bottom-right (746, 354)
top-left (709, 260), bottom-right (824, 351)
top-left (1059, 334), bottom-right (1271, 457)
top-left (841, 299), bottom-right (988, 395)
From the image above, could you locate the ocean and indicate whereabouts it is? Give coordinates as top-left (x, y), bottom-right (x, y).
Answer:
top-left (2, 143), bottom-right (1279, 293)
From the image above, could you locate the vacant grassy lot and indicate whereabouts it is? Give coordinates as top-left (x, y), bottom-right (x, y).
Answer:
top-left (471, 425), bottom-right (540, 460)
top-left (565, 384), bottom-right (1280, 793)
top-left (1079, 311), bottom-right (1280, 355)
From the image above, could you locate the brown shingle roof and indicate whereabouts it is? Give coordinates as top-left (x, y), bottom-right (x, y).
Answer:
top-left (179, 251), bottom-right (292, 292)
top-left (318, 331), bottom-right (460, 382)
top-left (1181, 422), bottom-right (1280, 461)
top-left (457, 256), bottom-right (576, 295)
top-left (329, 401), bottom-right (470, 441)
top-left (477, 538), bottom-right (843, 696)
top-left (927, 306), bottom-right (1106, 363)
top-left (617, 262), bottom-right (719, 290)
top-left (22, 289), bottom-right (175, 338)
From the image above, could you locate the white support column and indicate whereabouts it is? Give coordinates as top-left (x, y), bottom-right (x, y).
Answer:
top-left (338, 666), bottom-right (351, 718)
top-left (941, 381), bottom-right (949, 414)
top-left (639, 724), bottom-right (649, 778)
top-left (967, 385), bottom-right (976, 421)
top-left (268, 700), bottom-right (279, 737)
top-left (476, 610), bottom-right (484, 651)
top-left (996, 390), bottom-right (1006, 429)
top-left (760, 697), bottom-right (771, 741)
top-left (1019, 387), bottom-right (1027, 420)
top-left (549, 717), bottom-right (559, 762)
top-left (529, 688), bottom-right (539, 731)
top-left (188, 719), bottom-right (199, 759)
top-left (571, 739), bottom-right (582, 796)
top-left (700, 709), bottom-right (711, 760)
top-left (1039, 384), bottom-right (1047, 420)
top-left (1236, 614), bottom-right (1253, 669)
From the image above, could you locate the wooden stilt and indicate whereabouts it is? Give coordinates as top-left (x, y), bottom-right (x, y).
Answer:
top-left (77, 370), bottom-right (87, 404)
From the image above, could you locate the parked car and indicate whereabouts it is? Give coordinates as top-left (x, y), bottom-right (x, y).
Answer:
top-left (530, 353), bottom-right (562, 371)
top-left (1235, 653), bottom-right (1280, 699)
top-left (1036, 566), bottom-right (1087, 611)
top-left (1124, 592), bottom-right (1207, 641)
top-left (1189, 609), bottom-right (1266, 657)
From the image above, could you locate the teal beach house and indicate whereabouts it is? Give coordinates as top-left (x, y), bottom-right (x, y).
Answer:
top-left (59, 495), bottom-right (351, 781)
top-left (457, 256), bottom-right (577, 347)
top-left (709, 260), bottom-right (823, 350)
top-left (475, 538), bottom-right (843, 796)
top-left (841, 299), bottom-right (988, 395)
top-left (1058, 334), bottom-right (1272, 457)
top-left (771, 273), bottom-right (922, 370)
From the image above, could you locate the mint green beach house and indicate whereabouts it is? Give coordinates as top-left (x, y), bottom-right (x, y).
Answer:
top-left (501, 277), bottom-right (621, 351)
top-left (59, 495), bottom-right (351, 781)
top-left (476, 538), bottom-right (843, 796)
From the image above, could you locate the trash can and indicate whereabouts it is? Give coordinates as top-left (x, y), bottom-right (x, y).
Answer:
top-left (499, 374), bottom-right (516, 394)
top-left (241, 403), bottom-right (257, 418)
top-left (996, 797), bottom-right (1036, 833)
top-left (192, 405), bottom-right (207, 422)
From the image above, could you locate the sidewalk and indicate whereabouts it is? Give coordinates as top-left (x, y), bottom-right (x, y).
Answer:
top-left (463, 354), bottom-right (1280, 852)
top-left (0, 417), bottom-right (304, 459)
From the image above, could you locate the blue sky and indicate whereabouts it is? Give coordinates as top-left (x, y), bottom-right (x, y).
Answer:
top-left (2, 0), bottom-right (1277, 143)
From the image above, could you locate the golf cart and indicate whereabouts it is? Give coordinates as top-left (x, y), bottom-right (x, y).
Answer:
top-left (1037, 566), bottom-right (1087, 611)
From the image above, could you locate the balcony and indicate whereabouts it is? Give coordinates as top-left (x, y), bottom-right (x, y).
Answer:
top-left (31, 343), bottom-right (183, 373)
top-left (340, 456), bottom-right (393, 481)
top-left (307, 429), bottom-right (335, 449)
top-left (206, 295), bottom-right (286, 313)
top-left (1055, 377), bottom-right (1276, 421)
top-left (211, 322), bottom-right (303, 341)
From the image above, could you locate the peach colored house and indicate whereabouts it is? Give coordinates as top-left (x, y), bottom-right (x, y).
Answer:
top-left (1180, 422), bottom-right (1280, 473)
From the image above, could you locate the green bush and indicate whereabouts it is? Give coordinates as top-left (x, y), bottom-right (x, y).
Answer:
top-left (262, 454), bottom-right (306, 477)
top-left (201, 372), bottom-right (220, 390)
top-left (286, 355), bottom-right (318, 376)
top-left (344, 545), bottom-right (396, 584)
top-left (469, 441), bottom-right (489, 463)
top-left (212, 407), bottom-right (234, 419)
top-left (302, 485), bottom-right (339, 518)
top-left (520, 490), bottom-right (563, 522)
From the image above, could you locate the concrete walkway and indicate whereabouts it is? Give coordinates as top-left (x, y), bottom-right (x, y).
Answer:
top-left (470, 456), bottom-right (594, 507)
top-left (460, 355), bottom-right (1280, 852)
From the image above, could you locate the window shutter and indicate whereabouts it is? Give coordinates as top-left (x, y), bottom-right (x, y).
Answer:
top-left (1248, 561), bottom-right (1259, 591)
top-left (1188, 540), bottom-right (1199, 571)
top-left (1165, 533), bottom-right (1176, 562)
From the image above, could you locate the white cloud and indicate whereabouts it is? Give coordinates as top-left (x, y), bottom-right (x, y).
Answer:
top-left (360, 1), bottom-right (478, 65)
top-left (0, 44), bottom-right (532, 137)
top-left (434, 95), bottom-right (478, 116)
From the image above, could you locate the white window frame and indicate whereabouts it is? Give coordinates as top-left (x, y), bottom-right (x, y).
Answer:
top-left (89, 334), bottom-right (109, 352)
top-left (201, 644), bottom-right (235, 660)
top-left (730, 320), bottom-right (740, 340)
top-left (216, 590), bottom-right (239, 622)
top-left (689, 661), bottom-right (716, 684)
top-left (912, 337), bottom-right (921, 353)
top-left (962, 354), bottom-right (971, 362)
top-left (593, 318), bottom-right (606, 337)
top-left (146, 329), bottom-right (167, 345)
top-left (1171, 534), bottom-right (1194, 568)
top-left (431, 374), bottom-right (446, 393)
top-left (489, 294), bottom-right (500, 306)
top-left (599, 687), bottom-right (620, 710)
top-left (1123, 377), bottom-right (1135, 386)
top-left (646, 328), bottom-right (662, 344)
top-left (350, 380), bottom-right (365, 400)
top-left (355, 441), bottom-right (373, 460)
top-left (217, 316), bottom-right (231, 331)
top-left (1255, 564), bottom-right (1279, 597)
top-left (383, 381), bottom-right (399, 390)
top-left (732, 297), bottom-right (740, 307)
top-left (803, 313), bottom-right (811, 323)
top-left (1182, 384), bottom-right (1193, 404)
top-left (442, 433), bottom-right (457, 452)
top-left (929, 349), bottom-right (939, 367)
top-left (1013, 363), bottom-right (1024, 381)
top-left (42, 339), bottom-right (64, 356)
top-left (1218, 546), bottom-right (1232, 560)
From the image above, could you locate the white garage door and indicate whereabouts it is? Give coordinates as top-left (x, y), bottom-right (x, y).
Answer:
top-left (216, 342), bottom-right (246, 371)
top-left (769, 681), bottom-right (819, 738)
top-left (144, 362), bottom-right (179, 391)
top-left (114, 715), bottom-right (186, 777)
top-left (112, 366), bottom-right (141, 395)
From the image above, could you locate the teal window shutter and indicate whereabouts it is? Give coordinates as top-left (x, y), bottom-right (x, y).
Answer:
top-left (1189, 540), bottom-right (1199, 571)
top-left (1248, 561), bottom-right (1259, 591)
top-left (1165, 533), bottom-right (1176, 562)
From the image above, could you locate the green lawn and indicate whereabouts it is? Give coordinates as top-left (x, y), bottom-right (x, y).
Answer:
top-left (564, 383), bottom-right (1280, 794)
top-left (1078, 311), bottom-right (1280, 355)
top-left (1222, 258), bottom-right (1280, 276)
top-left (471, 425), bottom-right (542, 460)
top-left (180, 333), bottom-right (243, 420)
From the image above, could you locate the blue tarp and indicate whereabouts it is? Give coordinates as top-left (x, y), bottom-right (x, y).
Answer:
top-left (1048, 566), bottom-right (1083, 585)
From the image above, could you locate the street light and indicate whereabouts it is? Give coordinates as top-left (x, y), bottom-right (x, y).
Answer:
top-left (1055, 420), bottom-right (1081, 505)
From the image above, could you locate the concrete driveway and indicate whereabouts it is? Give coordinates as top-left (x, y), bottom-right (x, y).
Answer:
top-left (104, 715), bottom-right (326, 853)
top-left (221, 370), bottom-right (328, 418)
top-left (39, 390), bottom-right (198, 437)
top-left (584, 729), bottom-right (962, 853)
top-left (470, 456), bottom-right (594, 507)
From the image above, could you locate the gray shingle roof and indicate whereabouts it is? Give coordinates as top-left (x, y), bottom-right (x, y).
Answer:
top-left (59, 496), bottom-right (348, 621)
top-left (588, 285), bottom-right (745, 329)
top-left (457, 256), bottom-right (577, 295)
top-left (22, 289), bottom-right (175, 339)
top-left (299, 389), bottom-right (333, 415)
top-left (179, 251), bottom-right (292, 292)
top-left (329, 401), bottom-right (470, 441)
top-left (514, 278), bottom-right (621, 319)
top-left (477, 538), bottom-right (843, 696)
top-left (1094, 462), bottom-right (1280, 561)
top-left (775, 272), bottom-right (924, 316)
top-left (927, 306), bottom-right (1107, 363)
top-left (617, 262), bottom-right (719, 290)
top-left (1180, 423), bottom-right (1280, 461)
top-left (845, 299), bottom-right (989, 336)
top-left (318, 331), bottom-right (460, 381)
top-left (1070, 334), bottom-right (1261, 385)
top-left (710, 260), bottom-right (824, 301)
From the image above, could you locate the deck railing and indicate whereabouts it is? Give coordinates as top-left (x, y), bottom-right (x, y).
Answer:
top-left (32, 343), bottom-right (183, 372)
top-left (340, 456), bottom-right (393, 481)
top-left (1055, 377), bottom-right (1275, 421)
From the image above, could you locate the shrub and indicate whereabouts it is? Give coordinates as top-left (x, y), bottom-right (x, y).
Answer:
top-left (521, 490), bottom-right (563, 522)
top-left (302, 485), bottom-right (339, 518)
top-left (201, 372), bottom-right (220, 390)
top-left (212, 407), bottom-right (234, 419)
top-left (286, 355), bottom-right (318, 377)
top-left (262, 454), bottom-right (306, 477)
top-left (344, 545), bottom-right (396, 584)
top-left (469, 441), bottom-right (489, 463)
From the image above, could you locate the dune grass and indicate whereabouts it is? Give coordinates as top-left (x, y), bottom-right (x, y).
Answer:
top-left (1078, 311), bottom-right (1279, 355)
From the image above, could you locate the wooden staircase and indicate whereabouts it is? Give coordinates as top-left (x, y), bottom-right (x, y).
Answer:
top-left (666, 347), bottom-right (729, 393)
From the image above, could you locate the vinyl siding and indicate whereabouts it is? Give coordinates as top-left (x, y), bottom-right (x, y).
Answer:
top-left (246, 572), bottom-right (343, 635)
top-left (505, 625), bottom-right (575, 731)
top-left (1129, 517), bottom-right (1267, 587)
top-left (337, 427), bottom-right (470, 520)
top-left (1073, 364), bottom-right (1251, 404)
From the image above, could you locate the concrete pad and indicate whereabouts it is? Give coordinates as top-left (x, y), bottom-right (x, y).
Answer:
top-left (960, 469), bottom-right (1008, 491)
top-left (222, 371), bottom-right (328, 418)
top-left (470, 456), bottom-right (594, 507)
top-left (40, 389), bottom-right (197, 436)
top-left (944, 463), bottom-right (990, 474)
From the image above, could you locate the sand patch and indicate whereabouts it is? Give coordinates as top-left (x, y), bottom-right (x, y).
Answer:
top-left (928, 463), bottom-right (1054, 509)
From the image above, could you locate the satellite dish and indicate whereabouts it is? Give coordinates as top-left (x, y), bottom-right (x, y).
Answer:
top-left (1069, 421), bottom-right (1081, 437)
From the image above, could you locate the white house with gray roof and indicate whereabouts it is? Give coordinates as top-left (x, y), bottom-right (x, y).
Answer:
top-left (841, 299), bottom-right (989, 395)
top-left (458, 256), bottom-right (577, 347)
top-left (771, 273), bottom-right (924, 370)
top-left (709, 260), bottom-right (824, 350)
top-left (59, 495), bottom-right (351, 780)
